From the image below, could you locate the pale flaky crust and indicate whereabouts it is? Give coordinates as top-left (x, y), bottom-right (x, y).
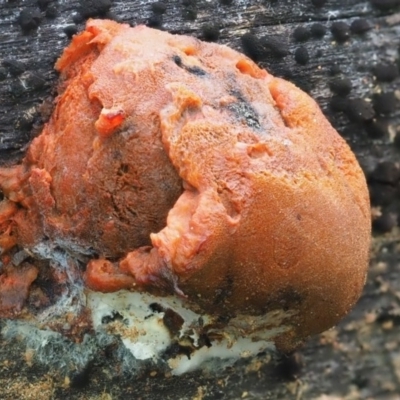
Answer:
top-left (0, 20), bottom-right (370, 350)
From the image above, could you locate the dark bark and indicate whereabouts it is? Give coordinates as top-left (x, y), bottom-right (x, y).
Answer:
top-left (0, 0), bottom-right (400, 398)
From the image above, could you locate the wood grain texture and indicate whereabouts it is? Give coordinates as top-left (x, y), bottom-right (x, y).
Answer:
top-left (0, 0), bottom-right (399, 399)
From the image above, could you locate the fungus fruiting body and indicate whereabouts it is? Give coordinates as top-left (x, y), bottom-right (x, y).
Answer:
top-left (0, 20), bottom-right (370, 364)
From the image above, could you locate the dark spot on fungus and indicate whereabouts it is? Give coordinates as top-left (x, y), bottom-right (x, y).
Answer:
top-left (186, 65), bottom-right (206, 76)
top-left (172, 56), bottom-right (207, 76)
top-left (275, 287), bottom-right (304, 312)
top-left (227, 91), bottom-right (261, 130)
top-left (173, 55), bottom-right (183, 67)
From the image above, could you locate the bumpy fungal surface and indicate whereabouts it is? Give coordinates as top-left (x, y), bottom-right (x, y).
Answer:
top-left (0, 20), bottom-right (370, 353)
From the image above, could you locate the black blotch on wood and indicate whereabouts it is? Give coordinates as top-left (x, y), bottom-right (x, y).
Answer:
top-left (330, 22), bottom-right (351, 43)
top-left (373, 63), bottom-right (399, 82)
top-left (45, 4), bottom-right (58, 18)
top-left (329, 96), bottom-right (349, 112)
top-left (64, 25), bottom-right (78, 38)
top-left (147, 14), bottom-right (163, 28)
top-left (260, 36), bottom-right (290, 58)
top-left (373, 92), bottom-right (397, 115)
top-left (182, 0), bottom-right (198, 21)
top-left (373, 212), bottom-right (397, 233)
top-left (241, 33), bottom-right (265, 62)
top-left (151, 1), bottom-right (167, 15)
top-left (69, 363), bottom-right (93, 389)
top-left (370, 161), bottom-right (400, 184)
top-left (350, 18), bottom-right (372, 34)
top-left (37, 0), bottom-right (52, 11)
top-left (293, 27), bottom-right (311, 42)
top-left (18, 8), bottom-right (42, 33)
top-left (329, 64), bottom-right (342, 76)
top-left (371, 0), bottom-right (400, 11)
top-left (2, 60), bottom-right (26, 77)
top-left (294, 46), bottom-right (310, 65)
top-left (310, 23), bottom-right (327, 38)
top-left (201, 23), bottom-right (220, 42)
top-left (79, 0), bottom-right (112, 18)
top-left (329, 77), bottom-right (352, 96)
top-left (274, 353), bottom-right (304, 381)
top-left (394, 131), bottom-right (400, 149)
top-left (345, 98), bottom-right (375, 122)
top-left (163, 308), bottom-right (185, 336)
top-left (365, 119), bottom-right (389, 139)
top-left (369, 182), bottom-right (396, 206)
top-left (311, 0), bottom-right (327, 7)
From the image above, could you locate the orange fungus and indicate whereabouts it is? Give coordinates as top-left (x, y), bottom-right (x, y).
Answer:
top-left (0, 20), bottom-right (370, 351)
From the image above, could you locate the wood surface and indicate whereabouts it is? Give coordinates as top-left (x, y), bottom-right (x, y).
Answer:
top-left (0, 0), bottom-right (400, 399)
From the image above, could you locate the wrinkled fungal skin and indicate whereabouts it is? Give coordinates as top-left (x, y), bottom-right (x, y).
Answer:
top-left (0, 20), bottom-right (370, 352)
